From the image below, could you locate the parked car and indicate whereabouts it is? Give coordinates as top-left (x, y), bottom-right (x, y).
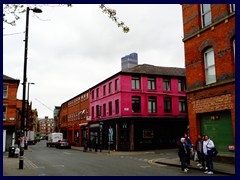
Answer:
top-left (55, 139), bottom-right (71, 149)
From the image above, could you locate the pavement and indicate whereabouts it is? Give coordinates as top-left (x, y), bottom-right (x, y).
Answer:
top-left (3, 146), bottom-right (235, 176)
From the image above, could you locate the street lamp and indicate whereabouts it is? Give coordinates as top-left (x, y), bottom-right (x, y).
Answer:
top-left (25, 82), bottom-right (35, 146)
top-left (19, 7), bottom-right (42, 169)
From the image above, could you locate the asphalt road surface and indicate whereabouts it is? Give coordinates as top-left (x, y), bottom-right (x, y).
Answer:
top-left (21, 140), bottom-right (224, 176)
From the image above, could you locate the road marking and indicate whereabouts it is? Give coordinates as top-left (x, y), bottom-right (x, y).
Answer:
top-left (63, 152), bottom-right (72, 155)
top-left (52, 164), bottom-right (64, 168)
top-left (148, 159), bottom-right (167, 167)
top-left (140, 165), bottom-right (151, 168)
top-left (25, 159), bottom-right (38, 169)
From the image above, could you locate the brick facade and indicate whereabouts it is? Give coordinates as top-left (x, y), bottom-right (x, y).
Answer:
top-left (182, 4), bottom-right (235, 153)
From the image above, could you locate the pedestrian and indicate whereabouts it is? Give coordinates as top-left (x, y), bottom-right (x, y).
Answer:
top-left (178, 137), bottom-right (189, 173)
top-left (87, 138), bottom-right (92, 151)
top-left (184, 133), bottom-right (192, 166)
top-left (203, 135), bottom-right (215, 175)
top-left (83, 138), bottom-right (87, 152)
top-left (195, 134), bottom-right (203, 167)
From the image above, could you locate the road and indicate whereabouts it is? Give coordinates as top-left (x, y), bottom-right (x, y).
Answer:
top-left (11, 140), bottom-right (225, 176)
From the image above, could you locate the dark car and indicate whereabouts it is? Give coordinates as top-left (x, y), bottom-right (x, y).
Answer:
top-left (55, 139), bottom-right (71, 149)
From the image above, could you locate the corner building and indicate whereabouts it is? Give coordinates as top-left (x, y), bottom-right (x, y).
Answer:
top-left (181, 4), bottom-right (235, 155)
top-left (89, 64), bottom-right (188, 151)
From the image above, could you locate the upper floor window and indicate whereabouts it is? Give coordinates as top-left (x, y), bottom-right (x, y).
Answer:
top-left (97, 105), bottom-right (101, 118)
top-left (103, 85), bottom-right (106, 96)
top-left (204, 48), bottom-right (216, 84)
top-left (115, 99), bottom-right (119, 114)
top-left (148, 96), bottom-right (157, 113)
top-left (178, 79), bottom-right (186, 92)
top-left (3, 105), bottom-right (7, 121)
top-left (163, 78), bottom-right (171, 91)
top-left (109, 101), bottom-right (112, 115)
top-left (201, 4), bottom-right (212, 27)
top-left (91, 106), bottom-right (94, 118)
top-left (148, 77), bottom-right (156, 90)
top-left (179, 97), bottom-right (187, 113)
top-left (91, 90), bottom-right (94, 100)
top-left (132, 96), bottom-right (141, 113)
top-left (96, 88), bottom-right (99, 99)
top-left (132, 77), bottom-right (140, 89)
top-left (115, 79), bottom-right (119, 91)
top-left (109, 82), bottom-right (112, 94)
top-left (103, 104), bottom-right (106, 117)
top-left (164, 97), bottom-right (172, 113)
top-left (3, 84), bottom-right (8, 98)
top-left (230, 4), bottom-right (235, 12)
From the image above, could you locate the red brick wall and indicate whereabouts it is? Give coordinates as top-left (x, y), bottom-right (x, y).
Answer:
top-left (182, 4), bottom-right (235, 144)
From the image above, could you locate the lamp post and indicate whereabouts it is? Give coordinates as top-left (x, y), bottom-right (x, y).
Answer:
top-left (19, 7), bottom-right (42, 169)
top-left (25, 82), bottom-right (35, 145)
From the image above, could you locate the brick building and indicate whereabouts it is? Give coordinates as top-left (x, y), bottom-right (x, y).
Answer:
top-left (38, 116), bottom-right (55, 138)
top-left (89, 64), bottom-right (188, 151)
top-left (181, 4), bottom-right (235, 155)
top-left (3, 75), bottom-right (20, 152)
top-left (58, 90), bottom-right (90, 146)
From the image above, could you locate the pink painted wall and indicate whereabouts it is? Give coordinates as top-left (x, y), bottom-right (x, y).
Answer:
top-left (90, 73), bottom-right (187, 121)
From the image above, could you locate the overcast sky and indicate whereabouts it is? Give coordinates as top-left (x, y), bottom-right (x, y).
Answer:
top-left (3, 4), bottom-right (185, 118)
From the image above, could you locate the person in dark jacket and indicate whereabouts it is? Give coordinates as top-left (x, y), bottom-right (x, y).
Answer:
top-left (184, 133), bottom-right (192, 166)
top-left (195, 134), bottom-right (206, 170)
top-left (178, 137), bottom-right (189, 173)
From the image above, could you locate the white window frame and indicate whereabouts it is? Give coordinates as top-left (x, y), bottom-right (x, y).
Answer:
top-left (201, 4), bottom-right (212, 27)
top-left (204, 48), bottom-right (216, 85)
top-left (3, 84), bottom-right (8, 99)
top-left (3, 105), bottom-right (7, 121)
top-left (230, 4), bottom-right (235, 12)
top-left (163, 78), bottom-right (171, 91)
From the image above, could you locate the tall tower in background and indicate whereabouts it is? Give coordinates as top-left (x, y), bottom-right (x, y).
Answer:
top-left (121, 53), bottom-right (138, 71)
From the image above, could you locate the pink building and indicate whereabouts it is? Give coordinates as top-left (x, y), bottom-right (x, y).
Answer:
top-left (89, 64), bottom-right (188, 151)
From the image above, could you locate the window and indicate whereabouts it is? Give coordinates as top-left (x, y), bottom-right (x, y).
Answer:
top-left (96, 88), bottom-right (99, 99)
top-left (201, 4), bottom-right (212, 27)
top-left (3, 105), bottom-right (7, 121)
top-left (148, 77), bottom-right (156, 90)
top-left (109, 102), bottom-right (112, 115)
top-left (204, 48), bottom-right (216, 84)
top-left (103, 104), bottom-right (106, 116)
top-left (163, 78), bottom-right (171, 91)
top-left (97, 105), bottom-right (101, 118)
top-left (91, 106), bottom-right (94, 118)
top-left (132, 77), bottom-right (140, 89)
top-left (179, 98), bottom-right (187, 113)
top-left (115, 79), bottom-right (119, 91)
top-left (3, 84), bottom-right (8, 98)
top-left (178, 79), bottom-right (186, 91)
top-left (230, 4), bottom-right (235, 12)
top-left (103, 85), bottom-right (106, 96)
top-left (91, 90), bottom-right (94, 100)
top-left (115, 99), bottom-right (119, 114)
top-left (132, 96), bottom-right (141, 113)
top-left (164, 97), bottom-right (172, 113)
top-left (148, 97), bottom-right (157, 113)
top-left (109, 82), bottom-right (112, 94)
